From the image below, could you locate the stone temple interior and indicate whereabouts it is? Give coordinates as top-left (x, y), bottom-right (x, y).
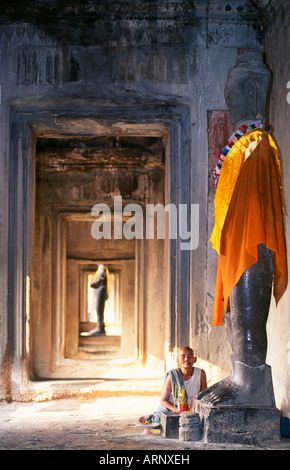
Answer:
top-left (0, 0), bottom-right (289, 424)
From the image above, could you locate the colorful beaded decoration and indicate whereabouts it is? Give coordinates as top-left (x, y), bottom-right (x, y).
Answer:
top-left (213, 120), bottom-right (272, 187)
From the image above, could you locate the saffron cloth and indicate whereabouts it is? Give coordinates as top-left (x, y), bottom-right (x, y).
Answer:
top-left (211, 130), bottom-right (287, 326)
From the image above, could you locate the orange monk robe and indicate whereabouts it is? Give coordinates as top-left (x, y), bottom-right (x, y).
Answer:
top-left (211, 130), bottom-right (287, 326)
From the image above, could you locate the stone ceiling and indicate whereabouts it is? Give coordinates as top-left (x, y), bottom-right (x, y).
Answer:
top-left (0, 1), bottom-right (282, 50)
top-left (0, 1), bottom-right (281, 25)
top-left (36, 136), bottom-right (165, 177)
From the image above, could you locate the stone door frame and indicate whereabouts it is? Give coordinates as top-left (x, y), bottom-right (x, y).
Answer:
top-left (8, 98), bottom-right (192, 383)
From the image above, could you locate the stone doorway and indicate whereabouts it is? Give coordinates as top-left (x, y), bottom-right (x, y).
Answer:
top-left (9, 101), bottom-right (192, 385)
top-left (32, 131), bottom-right (166, 378)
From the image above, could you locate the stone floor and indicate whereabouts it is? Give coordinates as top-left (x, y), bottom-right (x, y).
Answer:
top-left (1, 391), bottom-right (290, 452)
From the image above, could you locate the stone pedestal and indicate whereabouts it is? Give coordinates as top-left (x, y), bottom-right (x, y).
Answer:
top-left (179, 412), bottom-right (202, 441)
top-left (196, 402), bottom-right (281, 445)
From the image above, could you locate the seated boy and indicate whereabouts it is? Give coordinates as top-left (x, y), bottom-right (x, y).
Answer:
top-left (138, 346), bottom-right (207, 424)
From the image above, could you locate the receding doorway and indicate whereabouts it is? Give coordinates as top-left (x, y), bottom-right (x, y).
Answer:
top-left (78, 264), bottom-right (122, 357)
top-left (31, 130), bottom-right (166, 378)
top-left (65, 220), bottom-right (136, 361)
top-left (10, 103), bottom-right (193, 384)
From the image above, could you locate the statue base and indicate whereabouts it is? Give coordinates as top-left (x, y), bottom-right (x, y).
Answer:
top-left (195, 401), bottom-right (281, 444)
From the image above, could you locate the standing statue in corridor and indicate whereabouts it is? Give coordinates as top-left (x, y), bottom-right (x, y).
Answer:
top-left (197, 50), bottom-right (287, 407)
top-left (88, 264), bottom-right (109, 336)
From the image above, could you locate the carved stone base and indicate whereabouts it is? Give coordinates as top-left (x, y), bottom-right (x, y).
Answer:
top-left (179, 412), bottom-right (202, 441)
top-left (196, 402), bottom-right (281, 444)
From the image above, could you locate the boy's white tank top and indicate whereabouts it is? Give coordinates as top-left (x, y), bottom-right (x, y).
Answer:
top-left (184, 367), bottom-right (201, 400)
